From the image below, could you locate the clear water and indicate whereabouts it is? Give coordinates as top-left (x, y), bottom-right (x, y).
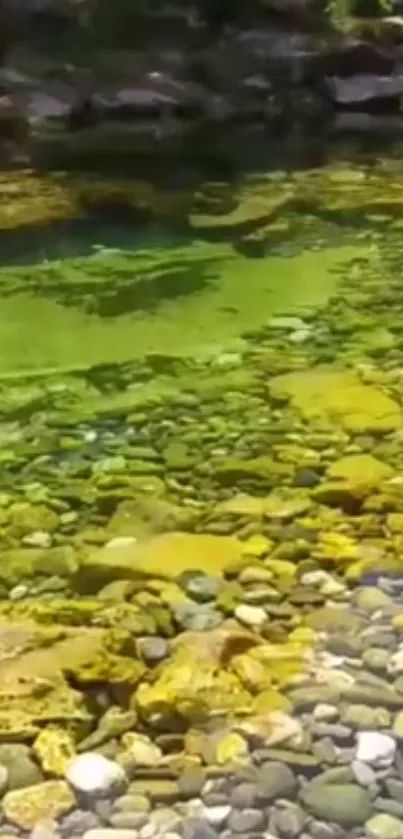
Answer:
top-left (1, 152), bottom-right (403, 835)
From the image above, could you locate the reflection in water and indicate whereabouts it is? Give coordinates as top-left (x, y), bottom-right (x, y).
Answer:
top-left (0, 157), bottom-right (403, 836)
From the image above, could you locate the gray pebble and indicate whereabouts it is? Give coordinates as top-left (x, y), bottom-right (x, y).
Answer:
top-left (61, 811), bottom-right (101, 837)
top-left (182, 818), bottom-right (218, 839)
top-left (178, 768), bottom-right (206, 799)
top-left (256, 761), bottom-right (297, 801)
top-left (227, 808), bottom-right (266, 833)
top-left (309, 822), bottom-right (346, 839)
top-left (312, 724), bottom-right (352, 741)
top-left (351, 760), bottom-right (377, 787)
top-left (386, 778), bottom-right (403, 801)
top-left (178, 573), bottom-right (221, 602)
top-left (374, 796), bottom-right (403, 818)
top-left (229, 782), bottom-right (257, 809)
top-left (271, 806), bottom-right (305, 838)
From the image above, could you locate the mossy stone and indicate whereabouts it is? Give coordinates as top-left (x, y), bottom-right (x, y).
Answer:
top-left (269, 366), bottom-right (403, 433)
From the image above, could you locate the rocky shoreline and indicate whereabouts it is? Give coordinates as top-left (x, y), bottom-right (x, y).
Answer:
top-left (2, 0), bottom-right (403, 165)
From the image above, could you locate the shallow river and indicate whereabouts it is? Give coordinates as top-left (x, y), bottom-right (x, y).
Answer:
top-left (0, 153), bottom-right (403, 839)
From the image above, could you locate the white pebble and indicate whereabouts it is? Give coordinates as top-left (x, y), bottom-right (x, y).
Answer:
top-left (235, 604), bottom-right (267, 628)
top-left (202, 806), bottom-right (231, 827)
top-left (355, 731), bottom-right (396, 768)
top-left (66, 752), bottom-right (126, 796)
top-left (313, 703), bottom-right (339, 722)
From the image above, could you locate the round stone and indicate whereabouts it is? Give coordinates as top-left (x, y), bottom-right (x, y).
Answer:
top-left (235, 604), bottom-right (267, 628)
top-left (66, 753), bottom-right (127, 797)
top-left (355, 731), bottom-right (396, 767)
top-left (300, 782), bottom-right (371, 827)
top-left (366, 813), bottom-right (403, 839)
top-left (256, 761), bottom-right (297, 801)
top-left (227, 808), bottom-right (266, 833)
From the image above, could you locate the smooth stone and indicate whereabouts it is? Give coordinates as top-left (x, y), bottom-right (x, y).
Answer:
top-left (178, 768), bottom-right (206, 799)
top-left (300, 782), bottom-right (371, 826)
top-left (386, 778), bottom-right (403, 801)
top-left (354, 587), bottom-right (392, 613)
top-left (200, 806), bottom-right (231, 828)
top-left (234, 604), bottom-right (267, 628)
top-left (374, 798), bottom-right (403, 819)
top-left (341, 705), bottom-right (391, 730)
top-left (178, 573), bottom-right (221, 603)
top-left (182, 818), bottom-right (218, 839)
top-left (271, 806), bottom-right (305, 838)
top-left (362, 648), bottom-right (391, 672)
top-left (66, 753), bottom-right (127, 796)
top-left (229, 782), bottom-right (257, 809)
top-left (366, 813), bottom-right (403, 838)
top-left (393, 711), bottom-right (403, 739)
top-left (0, 766), bottom-right (9, 796)
top-left (109, 814), bottom-right (146, 830)
top-left (61, 810), bottom-right (101, 834)
top-left (0, 744), bottom-right (43, 789)
top-left (227, 809), bottom-right (265, 833)
top-left (256, 761), bottom-right (297, 801)
top-left (351, 759), bottom-right (377, 787)
top-left (313, 704), bottom-right (339, 722)
top-left (355, 731), bottom-right (396, 767)
top-left (310, 823), bottom-right (346, 839)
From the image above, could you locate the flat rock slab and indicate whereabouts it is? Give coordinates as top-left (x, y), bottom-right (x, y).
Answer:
top-left (269, 365), bottom-right (403, 433)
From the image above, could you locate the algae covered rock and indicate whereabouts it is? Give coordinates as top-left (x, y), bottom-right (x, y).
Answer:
top-left (134, 629), bottom-right (253, 726)
top-left (81, 533), bottom-right (245, 585)
top-left (313, 454), bottom-right (395, 509)
top-left (300, 782), bottom-right (371, 826)
top-left (33, 726), bottom-right (76, 776)
top-left (0, 547), bottom-right (78, 587)
top-left (2, 780), bottom-right (75, 829)
top-left (269, 366), bottom-right (403, 432)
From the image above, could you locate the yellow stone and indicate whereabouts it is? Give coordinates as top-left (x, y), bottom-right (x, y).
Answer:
top-left (262, 558), bottom-right (297, 581)
top-left (325, 454), bottom-right (394, 499)
top-left (242, 534), bottom-right (273, 558)
top-left (314, 531), bottom-right (359, 564)
top-left (393, 614), bottom-right (403, 630)
top-left (387, 513), bottom-right (403, 533)
top-left (2, 781), bottom-right (74, 829)
top-left (252, 689), bottom-right (292, 714)
top-left (82, 532), bottom-right (245, 582)
top-left (269, 366), bottom-right (403, 432)
top-left (214, 732), bottom-right (249, 765)
top-left (33, 726), bottom-right (76, 776)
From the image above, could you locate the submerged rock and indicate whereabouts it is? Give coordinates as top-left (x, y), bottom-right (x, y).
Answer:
top-left (66, 753), bottom-right (127, 797)
top-left (81, 532), bottom-right (245, 584)
top-left (269, 365), bottom-right (403, 433)
top-left (2, 780), bottom-right (75, 830)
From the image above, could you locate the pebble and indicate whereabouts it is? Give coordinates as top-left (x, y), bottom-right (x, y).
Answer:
top-left (366, 812), bottom-right (403, 838)
top-left (200, 806), bottom-right (231, 827)
top-left (355, 731), bottom-right (396, 767)
top-left (313, 703), bottom-right (339, 722)
top-left (182, 818), bottom-right (218, 839)
top-left (66, 753), bottom-right (127, 796)
top-left (351, 759), bottom-right (377, 786)
top-left (256, 761), bottom-right (297, 801)
top-left (234, 604), bottom-right (267, 628)
top-left (227, 808), bottom-right (266, 833)
top-left (60, 809), bottom-right (101, 835)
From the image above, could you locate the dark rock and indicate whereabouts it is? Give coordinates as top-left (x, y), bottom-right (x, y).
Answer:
top-left (60, 810), bottom-right (101, 837)
top-left (325, 72), bottom-right (403, 106)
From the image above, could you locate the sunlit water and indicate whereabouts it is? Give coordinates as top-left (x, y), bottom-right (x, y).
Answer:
top-left (1, 155), bottom-right (403, 837)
